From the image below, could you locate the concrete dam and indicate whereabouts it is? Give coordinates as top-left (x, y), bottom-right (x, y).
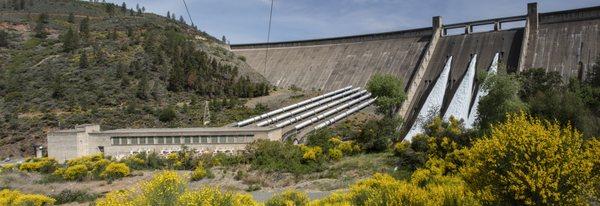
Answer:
top-left (232, 3), bottom-right (600, 136)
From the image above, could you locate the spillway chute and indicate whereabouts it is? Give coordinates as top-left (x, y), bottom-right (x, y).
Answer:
top-left (404, 56), bottom-right (453, 141)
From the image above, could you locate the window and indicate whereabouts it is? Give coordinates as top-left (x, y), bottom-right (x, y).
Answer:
top-left (174, 137), bottom-right (181, 144)
top-left (211, 137), bottom-right (218, 144)
top-left (184, 137), bottom-right (191, 144)
top-left (157, 137), bottom-right (165, 144)
top-left (219, 137), bottom-right (226, 143)
top-left (121, 137), bottom-right (128, 145)
top-left (113, 137), bottom-right (119, 145)
top-left (140, 137), bottom-right (146, 144)
top-left (201, 137), bottom-right (208, 143)
top-left (247, 136), bottom-right (254, 142)
top-left (227, 136), bottom-right (234, 143)
top-left (193, 137), bottom-right (199, 143)
top-left (237, 136), bottom-right (245, 143)
top-left (130, 137), bottom-right (138, 145)
top-left (147, 137), bottom-right (154, 144)
top-left (166, 137), bottom-right (173, 144)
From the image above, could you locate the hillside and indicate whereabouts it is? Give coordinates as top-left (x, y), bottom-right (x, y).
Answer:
top-left (0, 0), bottom-right (270, 158)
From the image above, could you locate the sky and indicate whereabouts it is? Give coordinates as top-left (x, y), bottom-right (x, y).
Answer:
top-left (107, 0), bottom-right (599, 44)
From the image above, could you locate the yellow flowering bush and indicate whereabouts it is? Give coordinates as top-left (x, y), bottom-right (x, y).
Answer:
top-left (0, 163), bottom-right (15, 173)
top-left (302, 146), bottom-right (322, 162)
top-left (100, 162), bottom-right (130, 180)
top-left (62, 164), bottom-right (89, 181)
top-left (190, 165), bottom-right (207, 181)
top-left (66, 153), bottom-right (104, 168)
top-left (265, 190), bottom-right (309, 206)
top-left (461, 113), bottom-right (598, 205)
top-left (328, 148), bottom-right (343, 161)
top-left (177, 187), bottom-right (259, 206)
top-left (96, 171), bottom-right (259, 206)
top-left (0, 189), bottom-right (56, 206)
top-left (339, 173), bottom-right (479, 205)
top-left (18, 157), bottom-right (58, 173)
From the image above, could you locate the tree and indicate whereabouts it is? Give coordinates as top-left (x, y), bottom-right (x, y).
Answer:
top-left (136, 74), bottom-right (148, 100)
top-left (355, 117), bottom-right (402, 152)
top-left (108, 28), bottom-right (118, 40)
top-left (79, 51), bottom-right (88, 69)
top-left (0, 30), bottom-right (8, 47)
top-left (120, 2), bottom-right (126, 12)
top-left (476, 72), bottom-right (526, 131)
top-left (62, 27), bottom-right (79, 52)
top-left (461, 113), bottom-right (599, 205)
top-left (586, 58), bottom-right (600, 88)
top-left (519, 68), bottom-right (562, 99)
top-left (105, 3), bottom-right (114, 16)
top-left (179, 15), bottom-right (185, 23)
top-left (34, 13), bottom-right (49, 38)
top-left (79, 17), bottom-right (90, 40)
top-left (158, 106), bottom-right (176, 122)
top-left (366, 74), bottom-right (406, 118)
top-left (167, 11), bottom-right (170, 19)
top-left (221, 35), bottom-right (227, 43)
top-left (67, 12), bottom-right (75, 23)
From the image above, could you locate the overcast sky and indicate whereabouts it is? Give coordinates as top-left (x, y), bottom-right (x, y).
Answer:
top-left (107, 0), bottom-right (599, 44)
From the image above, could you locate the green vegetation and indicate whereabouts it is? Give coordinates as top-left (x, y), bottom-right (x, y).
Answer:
top-left (0, 0), bottom-right (269, 157)
top-left (50, 190), bottom-right (99, 205)
top-left (0, 189), bottom-right (56, 206)
top-left (366, 74), bottom-right (406, 118)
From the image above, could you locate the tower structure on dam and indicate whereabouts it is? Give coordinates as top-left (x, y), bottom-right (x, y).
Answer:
top-left (230, 3), bottom-right (600, 136)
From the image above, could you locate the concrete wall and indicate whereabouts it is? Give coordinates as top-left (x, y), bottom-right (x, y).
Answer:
top-left (407, 29), bottom-right (524, 123)
top-left (233, 29), bottom-right (432, 91)
top-left (47, 131), bottom-right (79, 163)
top-left (522, 7), bottom-right (600, 80)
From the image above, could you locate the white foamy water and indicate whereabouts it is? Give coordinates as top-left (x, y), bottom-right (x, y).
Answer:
top-left (466, 53), bottom-right (499, 128)
top-left (404, 57), bottom-right (453, 141)
top-left (443, 54), bottom-right (477, 122)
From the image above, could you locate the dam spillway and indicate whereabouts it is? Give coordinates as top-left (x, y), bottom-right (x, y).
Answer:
top-left (231, 3), bottom-right (600, 140)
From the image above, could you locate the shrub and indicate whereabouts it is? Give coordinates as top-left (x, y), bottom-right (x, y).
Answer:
top-left (476, 72), bottom-right (526, 131)
top-left (246, 140), bottom-right (320, 174)
top-left (301, 146), bottom-right (322, 162)
top-left (141, 171), bottom-right (186, 205)
top-left (328, 148), bottom-right (343, 161)
top-left (312, 173), bottom-right (479, 206)
top-left (100, 163), bottom-right (130, 180)
top-left (62, 164), bottom-right (89, 181)
top-left (190, 165), bottom-right (207, 181)
top-left (158, 106), bottom-right (177, 122)
top-left (0, 189), bottom-right (56, 206)
top-left (265, 190), bottom-right (309, 206)
top-left (355, 117), bottom-right (401, 152)
top-left (0, 164), bottom-right (15, 173)
top-left (51, 189), bottom-right (99, 205)
top-left (461, 113), bottom-right (598, 205)
top-left (366, 74), bottom-right (406, 118)
top-left (18, 157), bottom-right (58, 173)
top-left (177, 187), bottom-right (259, 206)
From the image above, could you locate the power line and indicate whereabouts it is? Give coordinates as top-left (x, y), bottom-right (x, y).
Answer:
top-left (264, 0), bottom-right (274, 71)
top-left (182, 0), bottom-right (195, 26)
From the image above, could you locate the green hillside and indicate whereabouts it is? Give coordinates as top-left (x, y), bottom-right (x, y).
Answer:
top-left (0, 0), bottom-right (270, 157)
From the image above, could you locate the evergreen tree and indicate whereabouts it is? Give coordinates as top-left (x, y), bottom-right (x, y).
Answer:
top-left (586, 59), bottom-right (600, 88)
top-left (79, 17), bottom-right (90, 40)
top-left (79, 51), bottom-right (88, 69)
top-left (34, 13), bottom-right (49, 39)
top-left (18, 0), bottom-right (24, 10)
top-left (167, 11), bottom-right (170, 19)
top-left (137, 8), bottom-right (142, 16)
top-left (142, 7), bottom-right (145, 12)
top-left (179, 15), bottom-right (185, 23)
top-left (62, 27), bottom-right (79, 52)
top-left (108, 28), bottom-right (118, 40)
top-left (51, 74), bottom-right (64, 99)
top-left (105, 3), bottom-right (114, 16)
top-left (121, 2), bottom-right (126, 12)
top-left (0, 30), bottom-right (8, 47)
top-left (126, 26), bottom-right (133, 37)
top-left (221, 35), bottom-right (227, 43)
top-left (136, 73), bottom-right (148, 99)
top-left (67, 12), bottom-right (75, 23)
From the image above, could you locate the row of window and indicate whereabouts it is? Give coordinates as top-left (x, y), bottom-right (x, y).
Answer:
top-left (111, 135), bottom-right (254, 146)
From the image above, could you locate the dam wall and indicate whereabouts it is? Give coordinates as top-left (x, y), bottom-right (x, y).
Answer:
top-left (233, 29), bottom-right (432, 91)
top-left (522, 6), bottom-right (600, 80)
top-left (231, 3), bottom-right (600, 133)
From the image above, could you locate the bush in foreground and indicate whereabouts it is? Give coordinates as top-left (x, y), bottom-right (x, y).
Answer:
top-left (0, 189), bottom-right (56, 206)
top-left (461, 113), bottom-right (600, 205)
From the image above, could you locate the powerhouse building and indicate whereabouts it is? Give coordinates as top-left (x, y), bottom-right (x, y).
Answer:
top-left (48, 124), bottom-right (282, 162)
